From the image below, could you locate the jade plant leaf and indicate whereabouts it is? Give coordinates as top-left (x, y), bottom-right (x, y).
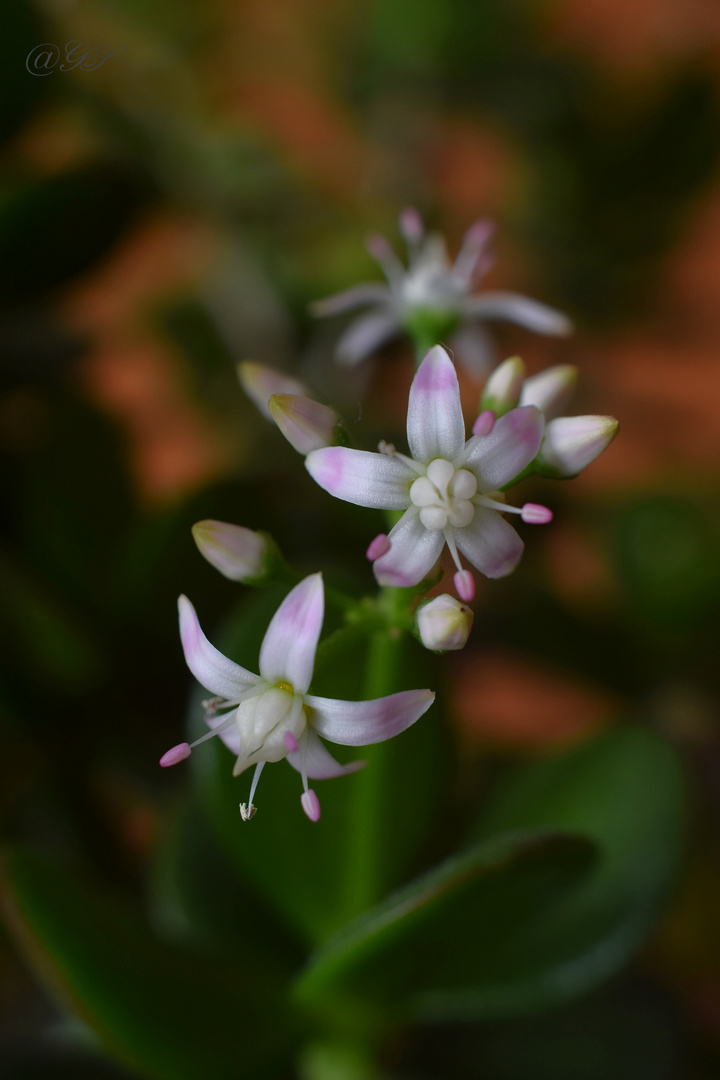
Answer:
top-left (292, 829), bottom-right (597, 1015)
top-left (0, 848), bottom-right (297, 1080)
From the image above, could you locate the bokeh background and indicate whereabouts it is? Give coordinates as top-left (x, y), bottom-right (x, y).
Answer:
top-left (2, 0), bottom-right (720, 1077)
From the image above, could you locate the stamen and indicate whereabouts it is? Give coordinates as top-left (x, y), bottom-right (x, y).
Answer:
top-left (521, 503), bottom-right (553, 524)
top-left (248, 761), bottom-right (265, 805)
top-left (454, 569), bottom-right (475, 602)
top-left (472, 410), bottom-right (495, 438)
top-left (378, 441), bottom-right (425, 475)
top-left (443, 527), bottom-right (464, 575)
top-left (201, 696), bottom-right (225, 717)
top-left (366, 533), bottom-right (391, 560)
top-left (301, 789), bottom-right (321, 822)
top-left (399, 207), bottom-right (424, 246)
top-left (239, 803), bottom-right (257, 821)
top-left (159, 743), bottom-right (191, 768)
top-left (366, 234), bottom-right (404, 284)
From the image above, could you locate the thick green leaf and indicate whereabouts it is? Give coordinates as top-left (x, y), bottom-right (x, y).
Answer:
top-left (292, 830), bottom-right (597, 1015)
top-left (0, 849), bottom-right (296, 1080)
top-left (191, 588), bottom-right (448, 944)
top-left (454, 724), bottom-right (686, 1016)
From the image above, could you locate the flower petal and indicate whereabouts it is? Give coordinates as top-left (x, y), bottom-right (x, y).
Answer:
top-left (286, 729), bottom-right (366, 779)
top-left (306, 447), bottom-right (413, 509)
top-left (455, 508), bottom-right (524, 578)
top-left (372, 508), bottom-right (444, 587)
top-left (237, 362), bottom-right (307, 420)
top-left (310, 283), bottom-right (391, 316)
top-left (518, 364), bottom-right (578, 420)
top-left (463, 405), bottom-right (544, 490)
top-left (465, 292), bottom-right (573, 336)
top-left (335, 311), bottom-right (399, 366)
top-left (259, 574), bottom-right (324, 694)
top-left (448, 323), bottom-right (497, 376)
top-left (407, 345), bottom-right (466, 463)
top-left (178, 596), bottom-right (261, 699)
top-left (306, 689), bottom-right (435, 746)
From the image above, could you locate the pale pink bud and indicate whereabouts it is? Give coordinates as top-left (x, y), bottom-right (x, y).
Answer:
top-left (521, 503), bottom-right (553, 524)
top-left (192, 520), bottom-right (275, 582)
top-left (268, 393), bottom-right (339, 455)
top-left (366, 533), bottom-right (391, 560)
top-left (417, 594), bottom-right (474, 652)
top-left (481, 356), bottom-right (526, 417)
top-left (538, 415), bottom-right (619, 477)
top-left (519, 364), bottom-right (578, 420)
top-left (472, 409), bottom-right (495, 437)
top-left (160, 743), bottom-right (191, 767)
top-left (238, 361), bottom-right (307, 420)
top-left (453, 570), bottom-right (475, 603)
top-left (301, 789), bottom-right (321, 822)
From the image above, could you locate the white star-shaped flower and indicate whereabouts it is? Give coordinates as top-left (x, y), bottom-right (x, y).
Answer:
top-left (306, 346), bottom-right (552, 601)
top-left (160, 574), bottom-right (434, 820)
top-left (311, 209), bottom-right (571, 374)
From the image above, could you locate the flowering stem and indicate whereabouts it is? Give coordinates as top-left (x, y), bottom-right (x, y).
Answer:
top-left (342, 593), bottom-right (407, 918)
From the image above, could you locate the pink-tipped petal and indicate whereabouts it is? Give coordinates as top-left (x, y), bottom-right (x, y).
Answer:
top-left (472, 410), bottom-right (495, 437)
top-left (521, 502), bottom-right (553, 524)
top-left (464, 405), bottom-right (544, 491)
top-left (452, 219), bottom-right (495, 286)
top-left (286, 730), bottom-right (366, 779)
top-left (160, 743), bottom-right (191, 767)
top-left (335, 310), bottom-right (399, 366)
top-left (178, 596), bottom-right (261, 699)
top-left (373, 509), bottom-right (445, 587)
top-left (306, 688), bottom-right (435, 747)
top-left (366, 533), bottom-right (391, 560)
top-left (259, 573), bottom-right (324, 694)
top-left (284, 731), bottom-right (299, 753)
top-left (465, 292), bottom-right (573, 336)
top-left (453, 569), bottom-right (475, 602)
top-left (455, 507), bottom-right (525, 579)
top-left (310, 283), bottom-right (391, 317)
top-left (301, 789), bottom-right (322, 822)
top-left (399, 207), bottom-right (424, 243)
top-left (407, 346), bottom-right (466, 463)
top-left (306, 446), bottom-right (414, 510)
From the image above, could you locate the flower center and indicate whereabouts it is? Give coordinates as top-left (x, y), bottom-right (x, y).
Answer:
top-left (236, 686), bottom-right (305, 766)
top-left (409, 458), bottom-right (477, 531)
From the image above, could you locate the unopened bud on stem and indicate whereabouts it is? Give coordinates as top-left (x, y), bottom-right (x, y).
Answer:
top-left (192, 520), bottom-right (280, 583)
top-left (417, 594), bottom-right (474, 652)
top-left (481, 356), bottom-right (526, 417)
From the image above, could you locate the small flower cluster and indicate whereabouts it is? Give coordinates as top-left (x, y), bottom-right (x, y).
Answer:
top-left (163, 212), bottom-right (618, 822)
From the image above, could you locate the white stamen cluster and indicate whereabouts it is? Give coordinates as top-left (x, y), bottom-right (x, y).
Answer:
top-left (409, 458), bottom-right (477, 531)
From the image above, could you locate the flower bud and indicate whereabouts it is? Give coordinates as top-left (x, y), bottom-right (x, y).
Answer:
top-left (416, 594), bottom-right (474, 652)
top-left (481, 356), bottom-right (526, 417)
top-left (238, 361), bottom-right (307, 420)
top-left (268, 394), bottom-right (339, 455)
top-left (192, 520), bottom-right (280, 583)
top-left (519, 364), bottom-right (578, 420)
top-left (537, 415), bottom-right (619, 477)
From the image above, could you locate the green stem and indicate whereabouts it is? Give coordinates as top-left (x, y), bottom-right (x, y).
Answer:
top-left (342, 603), bottom-right (407, 918)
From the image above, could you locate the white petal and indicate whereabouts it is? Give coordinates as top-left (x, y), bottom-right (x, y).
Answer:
top-left (448, 323), bottom-right (497, 376)
top-left (372, 508), bottom-right (444, 587)
top-left (407, 345), bottom-right (466, 463)
top-left (335, 311), bottom-right (399, 366)
top-left (306, 689), bottom-right (435, 746)
top-left (259, 574), bottom-right (324, 694)
top-left (463, 405), bottom-right (544, 491)
top-left (310, 283), bottom-right (391, 316)
top-left (455, 508), bottom-right (524, 579)
top-left (286, 729), bottom-right (366, 779)
top-left (465, 292), bottom-right (573, 336)
top-left (306, 447), bottom-right (413, 509)
top-left (178, 596), bottom-right (261, 700)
